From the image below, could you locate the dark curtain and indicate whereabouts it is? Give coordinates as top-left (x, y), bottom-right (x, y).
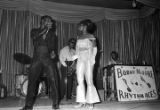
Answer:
top-left (137, 0), bottom-right (160, 9)
top-left (0, 9), bottom-right (159, 96)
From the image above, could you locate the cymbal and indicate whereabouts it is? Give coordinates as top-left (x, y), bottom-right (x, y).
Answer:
top-left (14, 53), bottom-right (32, 65)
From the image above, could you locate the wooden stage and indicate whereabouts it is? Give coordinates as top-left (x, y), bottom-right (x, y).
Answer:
top-left (0, 96), bottom-right (160, 110)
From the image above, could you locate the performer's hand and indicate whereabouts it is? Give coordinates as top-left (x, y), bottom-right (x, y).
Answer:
top-left (91, 56), bottom-right (95, 64)
top-left (46, 23), bottom-right (52, 29)
top-left (72, 55), bottom-right (78, 60)
top-left (62, 62), bottom-right (67, 67)
top-left (50, 51), bottom-right (56, 59)
top-left (39, 26), bottom-right (48, 36)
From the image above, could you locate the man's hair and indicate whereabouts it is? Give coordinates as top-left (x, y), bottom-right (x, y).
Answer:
top-left (68, 38), bottom-right (76, 45)
top-left (111, 51), bottom-right (119, 60)
top-left (40, 15), bottom-right (56, 31)
top-left (41, 15), bottom-right (52, 21)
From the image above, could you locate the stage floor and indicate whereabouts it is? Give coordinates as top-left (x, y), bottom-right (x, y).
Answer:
top-left (0, 96), bottom-right (160, 110)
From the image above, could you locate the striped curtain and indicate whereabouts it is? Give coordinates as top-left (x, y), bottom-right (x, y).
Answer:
top-left (0, 10), bottom-right (30, 95)
top-left (0, 9), bottom-right (159, 96)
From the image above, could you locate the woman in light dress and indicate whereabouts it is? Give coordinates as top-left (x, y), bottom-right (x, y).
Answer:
top-left (73, 19), bottom-right (100, 109)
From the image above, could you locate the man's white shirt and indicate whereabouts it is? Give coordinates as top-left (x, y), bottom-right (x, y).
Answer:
top-left (59, 46), bottom-right (76, 67)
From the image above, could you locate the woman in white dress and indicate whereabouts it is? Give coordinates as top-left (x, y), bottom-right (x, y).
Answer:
top-left (73, 19), bottom-right (100, 109)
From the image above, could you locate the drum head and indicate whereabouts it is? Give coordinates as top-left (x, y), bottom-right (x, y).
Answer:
top-left (21, 79), bottom-right (42, 97)
top-left (15, 74), bottom-right (28, 89)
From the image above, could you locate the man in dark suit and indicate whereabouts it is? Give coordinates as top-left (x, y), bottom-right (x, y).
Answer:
top-left (20, 15), bottom-right (60, 110)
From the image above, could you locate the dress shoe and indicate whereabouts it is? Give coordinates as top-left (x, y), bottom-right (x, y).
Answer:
top-left (74, 103), bottom-right (86, 108)
top-left (52, 104), bottom-right (60, 110)
top-left (86, 104), bottom-right (94, 109)
top-left (20, 106), bottom-right (32, 110)
top-left (66, 96), bottom-right (71, 100)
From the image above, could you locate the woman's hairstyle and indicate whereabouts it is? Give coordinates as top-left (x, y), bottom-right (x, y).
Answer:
top-left (41, 15), bottom-right (53, 21)
top-left (78, 19), bottom-right (97, 34)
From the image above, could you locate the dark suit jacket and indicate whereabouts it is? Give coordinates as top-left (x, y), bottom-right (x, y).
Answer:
top-left (31, 28), bottom-right (58, 59)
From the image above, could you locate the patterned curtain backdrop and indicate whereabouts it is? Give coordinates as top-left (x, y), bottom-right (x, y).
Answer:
top-left (102, 19), bottom-right (143, 66)
top-left (0, 10), bottom-right (32, 95)
top-left (102, 12), bottom-right (160, 67)
top-left (0, 9), bottom-right (159, 96)
top-left (56, 21), bottom-right (78, 52)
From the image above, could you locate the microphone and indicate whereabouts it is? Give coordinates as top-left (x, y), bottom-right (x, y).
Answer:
top-left (45, 23), bottom-right (52, 34)
top-left (45, 27), bottom-right (49, 34)
top-left (39, 26), bottom-right (49, 36)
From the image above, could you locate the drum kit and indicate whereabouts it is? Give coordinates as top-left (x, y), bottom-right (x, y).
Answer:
top-left (14, 53), bottom-right (45, 97)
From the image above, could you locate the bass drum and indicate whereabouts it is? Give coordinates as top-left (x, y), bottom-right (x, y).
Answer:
top-left (15, 74), bottom-right (28, 89)
top-left (21, 79), bottom-right (43, 97)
